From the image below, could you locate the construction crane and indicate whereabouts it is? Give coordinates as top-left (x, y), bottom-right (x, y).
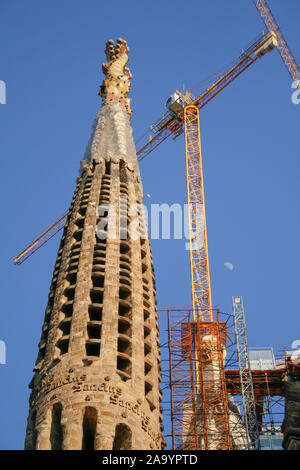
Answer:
top-left (13, 30), bottom-right (278, 267)
top-left (167, 2), bottom-right (299, 449)
top-left (14, 2), bottom-right (299, 323)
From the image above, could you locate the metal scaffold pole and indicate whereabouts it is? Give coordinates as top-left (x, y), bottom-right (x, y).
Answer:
top-left (232, 296), bottom-right (260, 449)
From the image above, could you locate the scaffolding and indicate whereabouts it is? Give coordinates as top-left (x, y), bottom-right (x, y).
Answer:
top-left (165, 306), bottom-right (292, 450)
top-left (194, 311), bottom-right (231, 449)
top-left (168, 307), bottom-right (232, 450)
top-left (225, 359), bottom-right (286, 449)
top-left (167, 308), bottom-right (198, 450)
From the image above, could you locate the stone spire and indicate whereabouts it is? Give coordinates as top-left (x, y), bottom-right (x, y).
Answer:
top-left (24, 40), bottom-right (165, 450)
top-left (80, 38), bottom-right (141, 185)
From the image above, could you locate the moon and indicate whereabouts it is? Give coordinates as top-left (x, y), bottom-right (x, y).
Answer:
top-left (224, 262), bottom-right (234, 271)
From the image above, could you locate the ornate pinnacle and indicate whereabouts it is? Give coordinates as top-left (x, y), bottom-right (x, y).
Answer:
top-left (99, 38), bottom-right (132, 116)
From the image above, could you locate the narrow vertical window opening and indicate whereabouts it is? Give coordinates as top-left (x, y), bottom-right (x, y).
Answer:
top-left (82, 407), bottom-right (97, 450)
top-left (113, 423), bottom-right (132, 450)
top-left (50, 403), bottom-right (63, 450)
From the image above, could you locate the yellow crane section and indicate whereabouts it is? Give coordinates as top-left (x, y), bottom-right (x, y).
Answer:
top-left (12, 212), bottom-right (69, 265)
top-left (184, 104), bottom-right (212, 322)
top-left (252, 0), bottom-right (300, 82)
top-left (137, 31), bottom-right (277, 162)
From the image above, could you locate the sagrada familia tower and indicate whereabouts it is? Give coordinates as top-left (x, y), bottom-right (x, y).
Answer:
top-left (24, 38), bottom-right (165, 450)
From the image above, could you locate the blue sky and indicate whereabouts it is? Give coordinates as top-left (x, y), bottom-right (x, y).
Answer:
top-left (0, 0), bottom-right (299, 450)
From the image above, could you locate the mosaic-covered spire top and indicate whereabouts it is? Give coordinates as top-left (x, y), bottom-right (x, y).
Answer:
top-left (99, 38), bottom-right (132, 116)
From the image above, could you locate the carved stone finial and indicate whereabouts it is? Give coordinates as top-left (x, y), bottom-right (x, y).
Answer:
top-left (99, 38), bottom-right (132, 116)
